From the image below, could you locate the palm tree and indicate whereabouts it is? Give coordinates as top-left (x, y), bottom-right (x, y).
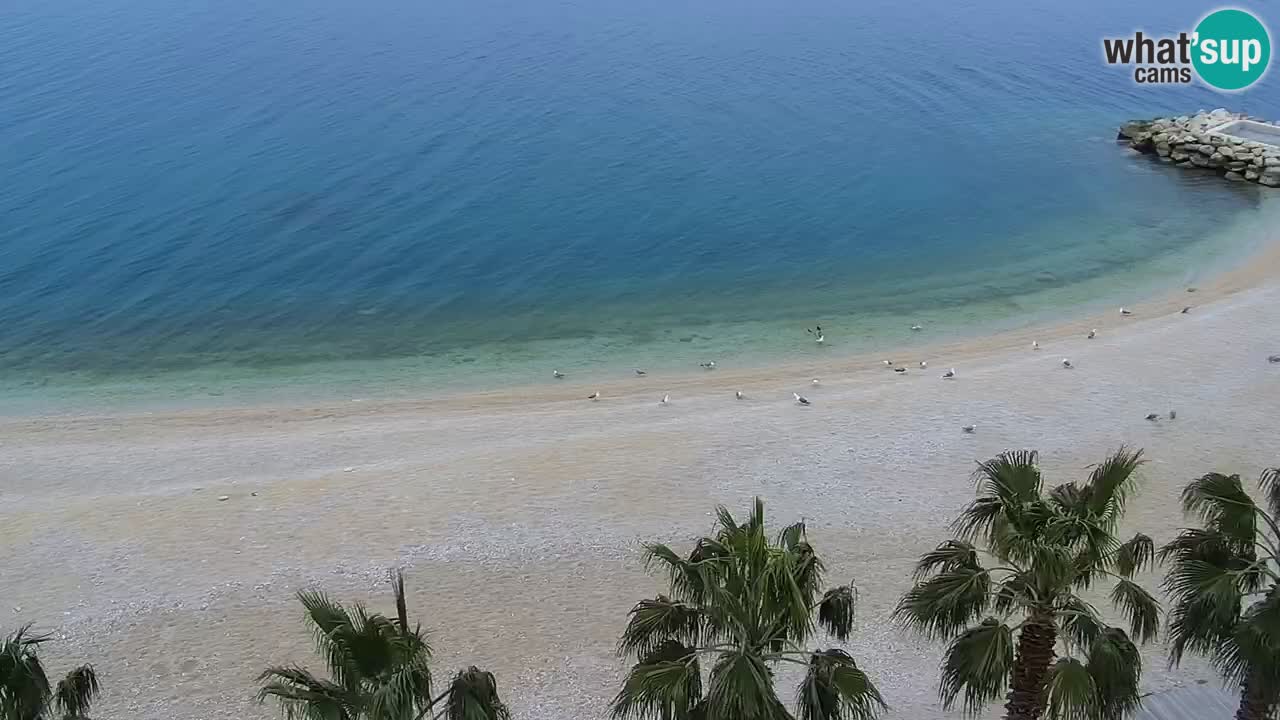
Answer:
top-left (0, 625), bottom-right (100, 720)
top-left (612, 497), bottom-right (886, 720)
top-left (258, 571), bottom-right (509, 720)
top-left (895, 448), bottom-right (1159, 720)
top-left (1160, 468), bottom-right (1280, 720)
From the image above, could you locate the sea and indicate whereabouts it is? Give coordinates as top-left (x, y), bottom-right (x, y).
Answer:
top-left (2, 0), bottom-right (1279, 413)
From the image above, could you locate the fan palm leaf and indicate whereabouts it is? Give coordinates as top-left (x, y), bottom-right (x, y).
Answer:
top-left (900, 448), bottom-right (1157, 720)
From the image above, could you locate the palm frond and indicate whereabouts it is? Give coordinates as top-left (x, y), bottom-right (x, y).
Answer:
top-left (778, 521), bottom-right (806, 551)
top-left (1054, 594), bottom-right (1103, 655)
top-left (895, 567), bottom-right (991, 640)
top-left (617, 596), bottom-right (704, 659)
top-left (704, 651), bottom-right (787, 720)
top-left (937, 618), bottom-right (1013, 717)
top-left (1082, 446), bottom-right (1144, 524)
top-left (992, 571), bottom-right (1035, 616)
top-left (1112, 533), bottom-right (1155, 578)
top-left (256, 665), bottom-right (353, 720)
top-left (972, 450), bottom-right (1043, 504)
top-left (645, 544), bottom-right (709, 604)
top-left (366, 663), bottom-right (431, 720)
top-left (443, 666), bottom-right (511, 720)
top-left (1085, 628), bottom-right (1142, 720)
top-left (951, 497), bottom-right (1004, 542)
top-left (1163, 559), bottom-right (1243, 620)
top-left (817, 586), bottom-right (857, 642)
top-left (611, 641), bottom-right (702, 720)
top-left (796, 649), bottom-right (887, 720)
top-left (1165, 591), bottom-right (1239, 667)
top-left (1043, 658), bottom-right (1095, 720)
top-left (1108, 579), bottom-right (1160, 643)
top-left (0, 625), bottom-right (53, 720)
top-left (912, 541), bottom-right (981, 580)
top-left (54, 665), bottom-right (99, 719)
top-left (1180, 473), bottom-right (1258, 545)
top-left (1260, 467), bottom-right (1280, 520)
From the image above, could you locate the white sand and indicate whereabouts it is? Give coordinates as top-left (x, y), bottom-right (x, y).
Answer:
top-left (3, 251), bottom-right (1279, 719)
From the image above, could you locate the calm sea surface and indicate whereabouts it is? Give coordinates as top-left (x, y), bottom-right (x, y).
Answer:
top-left (2, 0), bottom-right (1279, 410)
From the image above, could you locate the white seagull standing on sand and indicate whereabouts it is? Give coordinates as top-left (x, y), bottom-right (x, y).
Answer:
top-left (793, 393), bottom-right (811, 406)
top-left (1087, 329), bottom-right (1097, 339)
top-left (1032, 341), bottom-right (1040, 350)
top-left (941, 368), bottom-right (956, 379)
top-left (919, 360), bottom-right (928, 368)
top-left (700, 361), bottom-right (717, 370)
top-left (811, 378), bottom-right (820, 385)
top-left (660, 394), bottom-right (669, 404)
top-left (553, 370), bottom-right (565, 378)
top-left (1120, 307), bottom-right (1132, 316)
top-left (1061, 358), bottom-right (1073, 369)
top-left (587, 391), bottom-right (600, 400)
top-left (883, 359), bottom-right (893, 367)
top-left (735, 390), bottom-right (744, 400)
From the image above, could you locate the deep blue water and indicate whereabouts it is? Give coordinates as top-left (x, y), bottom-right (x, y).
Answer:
top-left (2, 0), bottom-right (1279, 404)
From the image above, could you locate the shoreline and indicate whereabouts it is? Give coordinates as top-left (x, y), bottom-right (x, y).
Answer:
top-left (8, 216), bottom-right (1279, 427)
top-left (4, 194), bottom-right (1279, 417)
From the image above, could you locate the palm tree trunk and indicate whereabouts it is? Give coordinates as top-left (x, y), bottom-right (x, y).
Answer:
top-left (1004, 612), bottom-right (1057, 720)
top-left (1235, 668), bottom-right (1277, 720)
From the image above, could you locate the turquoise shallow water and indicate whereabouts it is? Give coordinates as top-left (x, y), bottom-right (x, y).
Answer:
top-left (1, 0), bottom-right (1279, 412)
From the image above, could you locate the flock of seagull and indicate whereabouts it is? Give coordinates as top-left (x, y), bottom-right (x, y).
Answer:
top-left (547, 305), bottom-right (1246, 430)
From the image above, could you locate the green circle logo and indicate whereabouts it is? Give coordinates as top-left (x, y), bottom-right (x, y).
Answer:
top-left (1192, 8), bottom-right (1271, 90)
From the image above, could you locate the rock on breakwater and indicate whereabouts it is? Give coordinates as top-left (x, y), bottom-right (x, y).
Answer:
top-left (1118, 108), bottom-right (1280, 188)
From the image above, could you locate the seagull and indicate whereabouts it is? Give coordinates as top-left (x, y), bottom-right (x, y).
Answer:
top-left (1087, 329), bottom-right (1096, 339)
top-left (1168, 409), bottom-right (1177, 420)
top-left (883, 359), bottom-right (893, 367)
top-left (735, 390), bottom-right (744, 400)
top-left (793, 393), bottom-right (811, 406)
top-left (941, 368), bottom-right (956, 379)
top-left (700, 361), bottom-right (717, 370)
top-left (1180, 306), bottom-right (1191, 314)
top-left (1269, 354), bottom-right (1280, 364)
top-left (587, 391), bottom-right (600, 400)
top-left (807, 326), bottom-right (825, 343)
top-left (815, 333), bottom-right (825, 344)
top-left (961, 425), bottom-right (976, 433)
top-left (634, 369), bottom-right (647, 376)
top-left (553, 370), bottom-right (565, 378)
top-left (811, 378), bottom-right (820, 385)
top-left (1120, 307), bottom-right (1132, 316)
top-left (660, 394), bottom-right (669, 404)
top-left (1032, 341), bottom-right (1040, 350)
top-left (919, 360), bottom-right (928, 368)
top-left (1145, 413), bottom-right (1159, 421)
top-left (910, 324), bottom-right (923, 331)
top-left (1061, 358), bottom-right (1073, 369)
top-left (894, 367), bottom-right (907, 374)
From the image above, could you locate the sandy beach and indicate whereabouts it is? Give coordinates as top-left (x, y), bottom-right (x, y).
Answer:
top-left (3, 246), bottom-right (1279, 720)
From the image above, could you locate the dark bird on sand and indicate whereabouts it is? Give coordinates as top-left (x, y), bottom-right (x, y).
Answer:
top-left (1145, 413), bottom-right (1159, 421)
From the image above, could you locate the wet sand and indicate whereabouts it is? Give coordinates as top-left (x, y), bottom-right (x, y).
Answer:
top-left (3, 249), bottom-right (1279, 719)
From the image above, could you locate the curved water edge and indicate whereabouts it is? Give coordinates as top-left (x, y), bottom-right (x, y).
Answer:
top-left (4, 193), bottom-right (1278, 416)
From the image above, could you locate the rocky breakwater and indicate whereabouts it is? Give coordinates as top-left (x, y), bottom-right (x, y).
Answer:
top-left (1117, 109), bottom-right (1280, 187)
